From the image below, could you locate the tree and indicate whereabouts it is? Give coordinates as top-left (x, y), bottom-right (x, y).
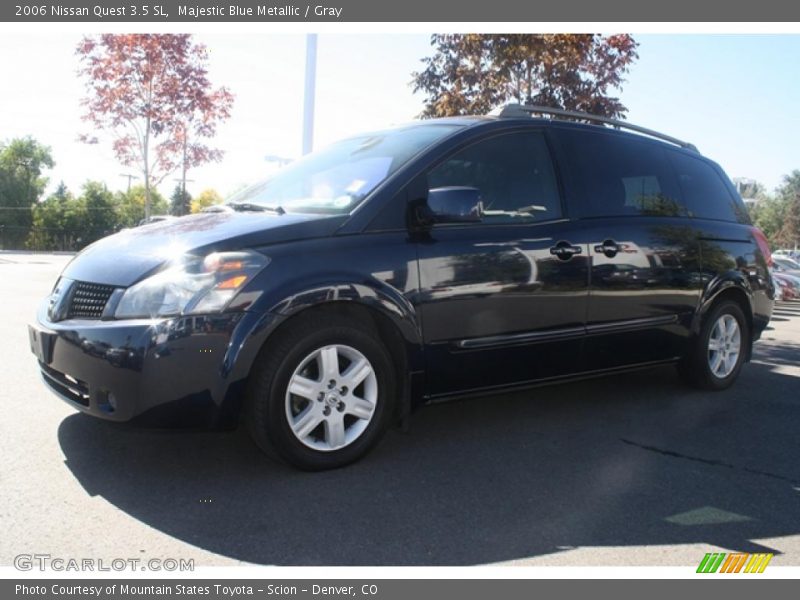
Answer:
top-left (190, 188), bottom-right (223, 213)
top-left (30, 182), bottom-right (79, 250)
top-left (76, 34), bottom-right (234, 219)
top-left (169, 183), bottom-right (192, 216)
top-left (30, 181), bottom-right (117, 250)
top-left (32, 182), bottom-right (77, 232)
top-left (775, 170), bottom-right (800, 249)
top-left (81, 181), bottom-right (118, 239)
top-left (115, 185), bottom-right (169, 228)
top-left (751, 196), bottom-right (784, 246)
top-left (412, 34), bottom-right (638, 118)
top-left (49, 181), bottom-right (72, 204)
top-left (748, 171), bottom-right (800, 249)
top-left (0, 137), bottom-right (54, 229)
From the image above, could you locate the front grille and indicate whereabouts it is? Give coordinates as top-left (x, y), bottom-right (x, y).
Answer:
top-left (67, 281), bottom-right (116, 319)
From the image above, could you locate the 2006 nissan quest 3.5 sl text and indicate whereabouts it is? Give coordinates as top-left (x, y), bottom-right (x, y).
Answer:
top-left (29, 105), bottom-right (775, 470)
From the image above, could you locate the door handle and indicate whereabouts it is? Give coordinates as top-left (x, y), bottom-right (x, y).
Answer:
top-left (594, 239), bottom-right (620, 258)
top-left (550, 240), bottom-right (583, 261)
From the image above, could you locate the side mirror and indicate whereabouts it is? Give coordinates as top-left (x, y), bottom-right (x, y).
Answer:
top-left (422, 186), bottom-right (483, 224)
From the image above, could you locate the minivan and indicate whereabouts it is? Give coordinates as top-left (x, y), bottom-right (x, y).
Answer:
top-left (29, 105), bottom-right (775, 470)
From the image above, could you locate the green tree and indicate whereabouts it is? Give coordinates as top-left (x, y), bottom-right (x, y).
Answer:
top-left (30, 182), bottom-right (78, 250)
top-left (0, 137), bottom-right (54, 229)
top-left (775, 170), bottom-right (800, 249)
top-left (48, 181), bottom-right (72, 204)
top-left (29, 181), bottom-right (117, 250)
top-left (169, 184), bottom-right (192, 216)
top-left (32, 182), bottom-right (75, 230)
top-left (412, 34), bottom-right (639, 118)
top-left (742, 181), bottom-right (771, 229)
top-left (114, 185), bottom-right (169, 228)
top-left (749, 171), bottom-right (800, 249)
top-left (190, 188), bottom-right (223, 213)
top-left (81, 181), bottom-right (118, 241)
top-left (751, 197), bottom-right (785, 246)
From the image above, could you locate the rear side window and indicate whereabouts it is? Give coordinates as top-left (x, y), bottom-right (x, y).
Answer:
top-left (558, 129), bottom-right (685, 218)
top-left (427, 131), bottom-right (562, 224)
top-left (668, 151), bottom-right (749, 223)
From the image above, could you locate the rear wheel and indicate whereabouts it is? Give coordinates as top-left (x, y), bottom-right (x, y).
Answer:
top-left (245, 313), bottom-right (396, 470)
top-left (679, 300), bottom-right (749, 390)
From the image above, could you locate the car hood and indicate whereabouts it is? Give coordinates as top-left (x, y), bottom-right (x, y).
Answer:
top-left (62, 210), bottom-right (348, 287)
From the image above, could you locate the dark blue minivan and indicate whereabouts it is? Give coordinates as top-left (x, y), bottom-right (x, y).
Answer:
top-left (29, 105), bottom-right (775, 469)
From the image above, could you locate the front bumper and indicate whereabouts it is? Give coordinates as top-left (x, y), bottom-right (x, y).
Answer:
top-left (29, 302), bottom-right (276, 428)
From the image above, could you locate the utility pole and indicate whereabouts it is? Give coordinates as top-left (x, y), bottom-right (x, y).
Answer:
top-left (171, 124), bottom-right (193, 215)
top-left (119, 173), bottom-right (138, 193)
top-left (302, 34), bottom-right (318, 156)
top-left (180, 128), bottom-right (188, 212)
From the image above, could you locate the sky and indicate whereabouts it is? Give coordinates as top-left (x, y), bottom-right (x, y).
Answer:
top-left (0, 33), bottom-right (798, 201)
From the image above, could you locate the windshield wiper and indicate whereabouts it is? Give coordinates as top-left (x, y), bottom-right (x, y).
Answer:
top-left (227, 202), bottom-right (286, 215)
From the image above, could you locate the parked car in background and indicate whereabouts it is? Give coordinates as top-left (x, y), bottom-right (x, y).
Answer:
top-left (137, 215), bottom-right (175, 227)
top-left (774, 249), bottom-right (800, 261)
top-left (773, 255), bottom-right (800, 275)
top-left (772, 272), bottom-right (799, 301)
top-left (29, 104), bottom-right (775, 469)
top-left (772, 275), bottom-right (787, 301)
top-left (201, 204), bottom-right (233, 213)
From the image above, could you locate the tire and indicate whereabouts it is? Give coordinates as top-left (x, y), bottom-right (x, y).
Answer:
top-left (679, 300), bottom-right (749, 391)
top-left (244, 312), bottom-right (397, 470)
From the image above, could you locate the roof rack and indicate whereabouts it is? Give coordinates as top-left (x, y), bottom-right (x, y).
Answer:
top-left (489, 104), bottom-right (698, 152)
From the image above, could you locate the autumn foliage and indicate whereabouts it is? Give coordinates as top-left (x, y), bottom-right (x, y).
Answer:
top-left (413, 34), bottom-right (639, 119)
top-left (76, 34), bottom-right (233, 217)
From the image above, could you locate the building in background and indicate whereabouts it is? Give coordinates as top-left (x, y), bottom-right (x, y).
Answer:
top-left (733, 177), bottom-right (760, 208)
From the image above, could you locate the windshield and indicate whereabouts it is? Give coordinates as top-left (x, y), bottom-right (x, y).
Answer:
top-left (227, 123), bottom-right (463, 214)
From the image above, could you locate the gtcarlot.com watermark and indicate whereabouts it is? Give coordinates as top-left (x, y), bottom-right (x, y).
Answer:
top-left (14, 553), bottom-right (194, 572)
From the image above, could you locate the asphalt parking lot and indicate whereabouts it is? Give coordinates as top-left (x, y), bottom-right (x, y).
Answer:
top-left (2, 251), bottom-right (799, 567)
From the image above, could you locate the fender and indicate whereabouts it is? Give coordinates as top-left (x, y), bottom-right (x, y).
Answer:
top-left (212, 275), bottom-right (427, 426)
top-left (270, 277), bottom-right (429, 414)
top-left (221, 273), bottom-right (425, 379)
top-left (692, 271), bottom-right (755, 357)
top-left (267, 276), bottom-right (422, 352)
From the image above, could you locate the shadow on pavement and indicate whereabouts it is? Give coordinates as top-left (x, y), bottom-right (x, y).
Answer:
top-left (58, 343), bottom-right (800, 565)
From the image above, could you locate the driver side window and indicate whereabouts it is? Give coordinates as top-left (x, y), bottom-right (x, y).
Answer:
top-left (427, 131), bottom-right (562, 224)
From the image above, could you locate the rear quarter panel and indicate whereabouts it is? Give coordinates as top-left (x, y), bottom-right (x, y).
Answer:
top-left (694, 219), bottom-right (773, 340)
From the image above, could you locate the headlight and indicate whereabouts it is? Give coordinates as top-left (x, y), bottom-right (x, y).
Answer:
top-left (114, 250), bottom-right (270, 319)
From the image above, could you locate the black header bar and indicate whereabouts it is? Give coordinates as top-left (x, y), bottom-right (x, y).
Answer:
top-left (3, 0), bottom-right (800, 22)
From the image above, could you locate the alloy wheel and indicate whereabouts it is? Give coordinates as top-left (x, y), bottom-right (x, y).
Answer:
top-left (707, 314), bottom-right (741, 379)
top-left (284, 344), bottom-right (378, 451)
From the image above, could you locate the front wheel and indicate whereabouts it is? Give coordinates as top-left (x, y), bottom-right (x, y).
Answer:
top-left (245, 314), bottom-right (396, 470)
top-left (679, 300), bottom-right (749, 391)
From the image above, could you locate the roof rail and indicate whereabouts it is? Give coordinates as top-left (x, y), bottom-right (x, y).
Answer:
top-left (489, 104), bottom-right (698, 152)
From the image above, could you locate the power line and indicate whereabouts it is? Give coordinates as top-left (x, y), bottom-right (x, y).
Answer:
top-left (0, 206), bottom-right (118, 210)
